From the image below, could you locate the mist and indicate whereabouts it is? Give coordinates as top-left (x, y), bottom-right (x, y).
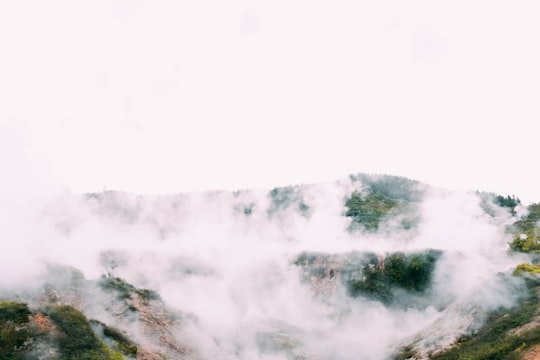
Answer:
top-left (0, 174), bottom-right (532, 359)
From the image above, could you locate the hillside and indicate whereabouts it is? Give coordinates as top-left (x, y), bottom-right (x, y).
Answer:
top-left (2, 174), bottom-right (540, 359)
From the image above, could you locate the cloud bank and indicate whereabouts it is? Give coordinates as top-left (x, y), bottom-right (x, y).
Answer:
top-left (0, 175), bottom-right (531, 359)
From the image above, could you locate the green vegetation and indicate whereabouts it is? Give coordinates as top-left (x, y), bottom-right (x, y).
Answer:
top-left (509, 232), bottom-right (540, 253)
top-left (432, 280), bottom-right (540, 360)
top-left (477, 192), bottom-right (521, 217)
top-left (0, 302), bottom-right (31, 324)
top-left (514, 263), bottom-right (540, 276)
top-left (509, 203), bottom-right (540, 253)
top-left (353, 174), bottom-right (423, 202)
top-left (0, 302), bottom-right (33, 359)
top-left (345, 192), bottom-right (399, 231)
top-left (345, 175), bottom-right (423, 231)
top-left (90, 320), bottom-right (137, 356)
top-left (99, 276), bottom-right (160, 301)
top-left (347, 251), bottom-right (441, 303)
top-left (494, 195), bottom-right (521, 214)
top-left (103, 326), bottom-right (136, 356)
top-left (293, 250), bottom-right (440, 305)
top-left (44, 305), bottom-right (124, 360)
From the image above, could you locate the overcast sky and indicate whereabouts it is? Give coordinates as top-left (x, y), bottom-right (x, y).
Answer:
top-left (1, 1), bottom-right (539, 202)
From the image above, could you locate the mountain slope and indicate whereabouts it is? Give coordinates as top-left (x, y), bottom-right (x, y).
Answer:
top-left (2, 173), bottom-right (540, 359)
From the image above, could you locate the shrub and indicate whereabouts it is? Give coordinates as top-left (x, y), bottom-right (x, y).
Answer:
top-left (0, 302), bottom-right (33, 359)
top-left (513, 263), bottom-right (540, 276)
top-left (44, 305), bottom-right (123, 360)
top-left (90, 320), bottom-right (137, 356)
top-left (0, 302), bottom-right (31, 324)
top-left (100, 275), bottom-right (160, 301)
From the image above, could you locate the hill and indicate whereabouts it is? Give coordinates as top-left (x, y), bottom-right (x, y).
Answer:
top-left (2, 173), bottom-right (540, 359)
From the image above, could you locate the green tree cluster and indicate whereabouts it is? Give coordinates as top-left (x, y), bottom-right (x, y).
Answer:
top-left (347, 251), bottom-right (440, 303)
top-left (494, 194), bottom-right (521, 211)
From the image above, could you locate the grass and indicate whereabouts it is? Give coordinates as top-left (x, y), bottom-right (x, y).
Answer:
top-left (514, 263), bottom-right (540, 276)
top-left (91, 319), bottom-right (138, 356)
top-left (44, 305), bottom-right (125, 360)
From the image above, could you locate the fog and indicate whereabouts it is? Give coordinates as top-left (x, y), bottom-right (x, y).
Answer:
top-left (0, 174), bottom-right (531, 359)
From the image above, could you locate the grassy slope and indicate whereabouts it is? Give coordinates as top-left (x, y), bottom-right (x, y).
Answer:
top-left (429, 279), bottom-right (540, 360)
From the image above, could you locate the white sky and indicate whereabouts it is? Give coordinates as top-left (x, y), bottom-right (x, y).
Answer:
top-left (1, 1), bottom-right (539, 202)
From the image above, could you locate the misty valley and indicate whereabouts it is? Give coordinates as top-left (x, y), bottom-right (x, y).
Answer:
top-left (2, 174), bottom-right (540, 359)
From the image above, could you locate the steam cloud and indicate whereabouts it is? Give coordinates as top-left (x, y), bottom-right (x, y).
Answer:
top-left (0, 175), bottom-right (531, 359)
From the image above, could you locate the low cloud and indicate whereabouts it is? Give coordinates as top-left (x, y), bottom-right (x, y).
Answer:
top-left (0, 175), bottom-right (532, 359)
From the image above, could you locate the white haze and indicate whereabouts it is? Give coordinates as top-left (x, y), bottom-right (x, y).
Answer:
top-left (1, 1), bottom-right (540, 201)
top-left (1, 1), bottom-right (539, 358)
top-left (0, 175), bottom-right (532, 359)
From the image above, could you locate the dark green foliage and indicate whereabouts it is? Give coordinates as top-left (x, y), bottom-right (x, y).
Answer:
top-left (407, 253), bottom-right (438, 292)
top-left (347, 251), bottom-right (440, 303)
top-left (477, 192), bottom-right (521, 217)
top-left (349, 263), bottom-right (393, 303)
top-left (0, 302), bottom-right (33, 359)
top-left (432, 282), bottom-right (540, 360)
top-left (0, 302), bottom-right (31, 324)
top-left (0, 323), bottom-right (32, 359)
top-left (384, 252), bottom-right (407, 286)
top-left (494, 195), bottom-right (521, 212)
top-left (293, 251), bottom-right (440, 304)
top-left (345, 192), bottom-right (398, 230)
